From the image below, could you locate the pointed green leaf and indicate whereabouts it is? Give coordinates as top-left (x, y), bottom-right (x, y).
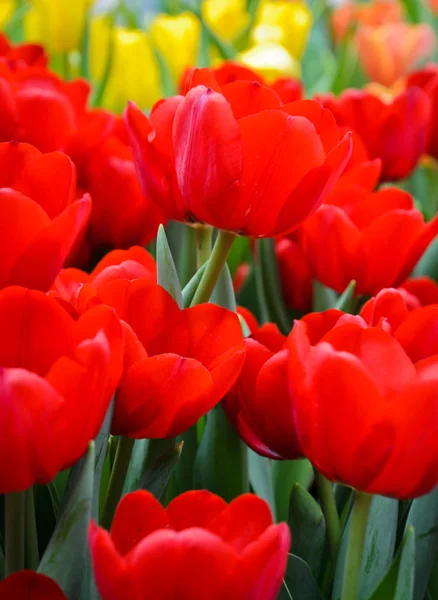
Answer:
top-left (335, 281), bottom-right (356, 313)
top-left (138, 441), bottom-right (184, 501)
top-left (412, 237), bottom-right (438, 281)
top-left (257, 239), bottom-right (292, 333)
top-left (170, 426), bottom-right (198, 497)
top-left (123, 439), bottom-right (150, 494)
top-left (182, 263), bottom-right (207, 307)
top-left (313, 280), bottom-right (338, 312)
top-left (39, 443), bottom-right (95, 598)
top-left (404, 487), bottom-right (438, 600)
top-left (210, 263), bottom-right (236, 311)
top-left (278, 554), bottom-right (324, 600)
top-left (93, 398), bottom-right (114, 520)
top-left (156, 224), bottom-right (183, 307)
top-left (272, 459), bottom-right (314, 523)
top-left (193, 405), bottom-right (248, 501)
top-left (367, 526), bottom-right (416, 600)
top-left (248, 450), bottom-right (277, 520)
top-left (289, 483), bottom-right (326, 580)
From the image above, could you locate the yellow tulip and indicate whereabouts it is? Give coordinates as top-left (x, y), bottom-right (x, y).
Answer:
top-left (90, 17), bottom-right (162, 113)
top-left (201, 0), bottom-right (250, 42)
top-left (251, 1), bottom-right (312, 60)
top-left (238, 42), bottom-right (300, 81)
top-left (0, 0), bottom-right (15, 29)
top-left (23, 0), bottom-right (94, 54)
top-left (149, 12), bottom-right (201, 84)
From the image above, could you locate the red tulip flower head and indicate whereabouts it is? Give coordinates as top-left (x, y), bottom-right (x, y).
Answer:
top-left (0, 142), bottom-right (91, 291)
top-left (89, 490), bottom-right (290, 600)
top-left (319, 87), bottom-right (431, 181)
top-left (407, 65), bottom-right (438, 159)
top-left (288, 308), bottom-right (438, 498)
top-left (0, 571), bottom-right (67, 599)
top-left (0, 286), bottom-right (123, 493)
top-left (0, 34), bottom-right (47, 69)
top-left (126, 69), bottom-right (352, 237)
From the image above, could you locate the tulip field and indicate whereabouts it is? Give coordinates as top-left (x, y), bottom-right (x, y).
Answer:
top-left (0, 0), bottom-right (438, 598)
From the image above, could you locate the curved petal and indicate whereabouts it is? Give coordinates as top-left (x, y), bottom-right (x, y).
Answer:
top-left (91, 246), bottom-right (156, 281)
top-left (0, 571), bottom-right (67, 599)
top-left (221, 81), bottom-right (281, 120)
top-left (360, 288), bottom-right (412, 330)
top-left (167, 490), bottom-right (227, 531)
top-left (282, 99), bottom-right (340, 152)
top-left (395, 305), bottom-right (438, 362)
top-left (0, 141), bottom-right (41, 187)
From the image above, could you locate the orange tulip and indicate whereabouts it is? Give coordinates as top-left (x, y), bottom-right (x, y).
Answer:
top-left (356, 22), bottom-right (436, 87)
top-left (331, 0), bottom-right (403, 44)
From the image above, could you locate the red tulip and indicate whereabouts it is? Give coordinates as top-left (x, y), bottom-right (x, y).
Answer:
top-left (0, 142), bottom-right (91, 291)
top-left (407, 65), bottom-right (438, 158)
top-left (288, 309), bottom-right (438, 498)
top-left (89, 490), bottom-right (290, 600)
top-left (0, 34), bottom-right (47, 69)
top-left (65, 112), bottom-right (165, 253)
top-left (319, 87), bottom-right (431, 181)
top-left (126, 75), bottom-right (352, 237)
top-left (0, 571), bottom-right (67, 599)
top-left (400, 276), bottom-right (438, 307)
top-left (276, 232), bottom-right (313, 313)
top-left (0, 67), bottom-right (89, 152)
top-left (291, 187), bottom-right (438, 296)
top-left (183, 62), bottom-right (303, 104)
top-left (223, 319), bottom-right (303, 460)
top-left (0, 286), bottom-right (123, 493)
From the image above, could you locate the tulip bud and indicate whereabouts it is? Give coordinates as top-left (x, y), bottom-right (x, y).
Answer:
top-left (202, 0), bottom-right (250, 42)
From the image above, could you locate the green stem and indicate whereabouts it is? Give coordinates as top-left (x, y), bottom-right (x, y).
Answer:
top-left (25, 487), bottom-right (39, 570)
top-left (190, 230), bottom-right (237, 306)
top-left (100, 436), bottom-right (135, 529)
top-left (195, 226), bottom-right (213, 269)
top-left (315, 470), bottom-right (341, 567)
top-left (5, 492), bottom-right (25, 576)
top-left (341, 491), bottom-right (373, 600)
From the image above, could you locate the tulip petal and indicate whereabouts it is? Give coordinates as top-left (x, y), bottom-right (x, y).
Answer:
top-left (395, 306), bottom-right (438, 362)
top-left (221, 80), bottom-right (281, 120)
top-left (167, 490), bottom-right (227, 531)
top-left (0, 571), bottom-right (67, 599)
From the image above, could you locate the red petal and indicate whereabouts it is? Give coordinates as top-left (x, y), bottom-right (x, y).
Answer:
top-left (360, 288), bottom-right (412, 330)
top-left (0, 571), bottom-right (67, 599)
top-left (282, 99), bottom-right (340, 152)
top-left (0, 141), bottom-right (41, 187)
top-left (221, 81), bottom-right (281, 120)
top-left (349, 187), bottom-right (413, 230)
top-left (167, 490), bottom-right (227, 531)
top-left (111, 491), bottom-right (169, 556)
top-left (395, 306), bottom-right (438, 363)
top-left (91, 246), bottom-right (156, 280)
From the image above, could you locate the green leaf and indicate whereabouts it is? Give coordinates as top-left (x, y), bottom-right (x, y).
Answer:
top-left (123, 439), bottom-right (150, 494)
top-left (412, 236), bottom-right (438, 281)
top-left (367, 526), bottom-right (416, 600)
top-left (193, 405), bottom-right (248, 501)
top-left (169, 426), bottom-right (198, 498)
top-left (335, 281), bottom-right (356, 313)
top-left (210, 263), bottom-right (236, 311)
top-left (138, 441), bottom-right (184, 501)
top-left (404, 487), bottom-right (438, 600)
top-left (428, 554), bottom-right (438, 599)
top-left (182, 263), bottom-right (207, 307)
top-left (256, 239), bottom-right (292, 333)
top-left (166, 222), bottom-right (197, 287)
top-left (93, 398), bottom-right (114, 520)
top-left (313, 280), bottom-right (338, 312)
top-left (289, 484), bottom-right (326, 580)
top-left (272, 459), bottom-right (314, 523)
top-left (156, 224), bottom-right (183, 307)
top-left (359, 497), bottom-right (399, 599)
top-left (399, 0), bottom-right (422, 22)
top-left (248, 450), bottom-right (277, 520)
top-left (39, 443), bottom-right (95, 598)
top-left (278, 554), bottom-right (324, 600)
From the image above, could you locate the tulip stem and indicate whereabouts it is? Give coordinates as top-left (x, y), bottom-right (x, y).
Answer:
top-left (195, 225), bottom-right (213, 269)
top-left (341, 491), bottom-right (372, 600)
top-left (100, 436), bottom-right (135, 529)
top-left (25, 487), bottom-right (39, 570)
top-left (315, 471), bottom-right (341, 567)
top-left (190, 230), bottom-right (237, 306)
top-left (5, 491), bottom-right (25, 576)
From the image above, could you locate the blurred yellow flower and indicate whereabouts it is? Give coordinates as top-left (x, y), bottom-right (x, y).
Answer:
top-left (252, 1), bottom-right (312, 60)
top-left (202, 0), bottom-right (250, 42)
top-left (149, 12), bottom-right (201, 84)
top-left (0, 0), bottom-right (14, 28)
top-left (238, 42), bottom-right (300, 82)
top-left (23, 0), bottom-right (94, 54)
top-left (90, 16), bottom-right (162, 113)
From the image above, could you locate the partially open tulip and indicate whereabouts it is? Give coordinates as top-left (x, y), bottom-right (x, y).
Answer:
top-left (0, 66), bottom-right (90, 152)
top-left (224, 320), bottom-right (303, 459)
top-left (0, 286), bottom-right (123, 493)
top-left (0, 142), bottom-right (91, 291)
top-left (251, 1), bottom-right (312, 60)
top-left (288, 309), bottom-right (438, 498)
top-left (126, 71), bottom-right (352, 237)
top-left (202, 0), bottom-right (250, 42)
top-left (89, 490), bottom-right (290, 600)
top-left (0, 571), bottom-right (67, 599)
top-left (89, 18), bottom-right (162, 112)
top-left (149, 12), bottom-right (201, 85)
top-left (23, 0), bottom-right (94, 54)
top-left (407, 65), bottom-right (438, 159)
top-left (356, 23), bottom-right (435, 87)
top-left (319, 87), bottom-right (431, 181)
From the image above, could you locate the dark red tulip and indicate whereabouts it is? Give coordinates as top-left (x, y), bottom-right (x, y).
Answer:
top-left (0, 571), bottom-right (67, 599)
top-left (89, 490), bottom-right (290, 600)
